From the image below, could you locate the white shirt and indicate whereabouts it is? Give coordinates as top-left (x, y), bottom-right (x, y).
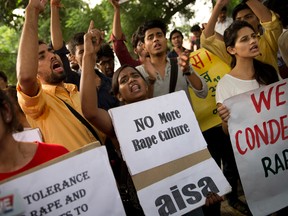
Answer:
top-left (216, 74), bottom-right (260, 104)
top-left (215, 17), bottom-right (233, 36)
top-left (136, 58), bottom-right (208, 100)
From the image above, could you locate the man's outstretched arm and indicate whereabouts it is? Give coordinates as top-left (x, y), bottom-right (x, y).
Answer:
top-left (17, 0), bottom-right (46, 96)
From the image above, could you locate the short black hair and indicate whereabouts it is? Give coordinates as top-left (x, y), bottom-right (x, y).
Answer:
top-left (232, 2), bottom-right (250, 20)
top-left (190, 24), bottom-right (201, 32)
top-left (96, 43), bottom-right (114, 62)
top-left (140, 19), bottom-right (167, 41)
top-left (67, 32), bottom-right (85, 55)
top-left (169, 29), bottom-right (183, 41)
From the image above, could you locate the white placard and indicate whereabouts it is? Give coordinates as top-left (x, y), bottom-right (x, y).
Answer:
top-left (225, 79), bottom-right (288, 216)
top-left (109, 91), bottom-right (207, 175)
top-left (138, 158), bottom-right (231, 215)
top-left (0, 145), bottom-right (126, 216)
top-left (109, 91), bottom-right (231, 214)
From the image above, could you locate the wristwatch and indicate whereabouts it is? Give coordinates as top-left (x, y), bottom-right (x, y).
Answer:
top-left (183, 71), bottom-right (193, 76)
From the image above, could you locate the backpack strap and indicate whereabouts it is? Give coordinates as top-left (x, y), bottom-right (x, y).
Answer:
top-left (169, 58), bottom-right (178, 93)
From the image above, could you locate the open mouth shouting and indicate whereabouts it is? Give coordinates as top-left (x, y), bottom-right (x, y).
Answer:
top-left (250, 44), bottom-right (259, 52)
top-left (130, 83), bottom-right (141, 93)
top-left (51, 59), bottom-right (64, 73)
top-left (154, 43), bottom-right (162, 50)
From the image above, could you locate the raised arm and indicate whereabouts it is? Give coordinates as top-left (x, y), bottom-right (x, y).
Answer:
top-left (80, 21), bottom-right (115, 138)
top-left (109, 0), bottom-right (123, 40)
top-left (108, 0), bottom-right (141, 67)
top-left (50, 0), bottom-right (63, 50)
top-left (17, 0), bottom-right (46, 97)
top-left (141, 57), bottom-right (157, 98)
top-left (50, 0), bottom-right (80, 88)
top-left (203, 0), bottom-right (229, 38)
top-left (246, 0), bottom-right (272, 22)
top-left (179, 51), bottom-right (208, 97)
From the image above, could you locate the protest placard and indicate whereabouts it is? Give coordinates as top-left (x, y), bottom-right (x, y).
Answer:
top-left (0, 143), bottom-right (126, 216)
top-left (189, 48), bottom-right (231, 131)
top-left (109, 91), bottom-right (231, 215)
top-left (225, 79), bottom-right (288, 216)
top-left (109, 91), bottom-right (207, 175)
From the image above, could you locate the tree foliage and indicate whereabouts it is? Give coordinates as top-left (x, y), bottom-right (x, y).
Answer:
top-left (1, 0), bottom-right (200, 40)
top-left (0, 0), bottom-right (240, 84)
top-left (0, 26), bottom-right (20, 85)
top-left (105, 0), bottom-right (197, 41)
top-left (0, 0), bottom-right (27, 31)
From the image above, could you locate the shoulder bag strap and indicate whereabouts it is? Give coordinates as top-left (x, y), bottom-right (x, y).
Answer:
top-left (59, 98), bottom-right (102, 145)
top-left (169, 58), bottom-right (178, 93)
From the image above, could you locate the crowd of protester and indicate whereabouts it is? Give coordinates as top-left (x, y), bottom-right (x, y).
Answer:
top-left (1, 0), bottom-right (287, 215)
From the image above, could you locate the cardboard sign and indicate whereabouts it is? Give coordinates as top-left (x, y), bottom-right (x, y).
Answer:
top-left (109, 91), bottom-right (207, 175)
top-left (0, 143), bottom-right (126, 216)
top-left (225, 79), bottom-right (288, 216)
top-left (189, 48), bottom-right (231, 132)
top-left (109, 91), bottom-right (231, 215)
top-left (137, 157), bottom-right (230, 215)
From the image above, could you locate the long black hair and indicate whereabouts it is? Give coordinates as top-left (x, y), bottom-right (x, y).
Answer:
top-left (224, 20), bottom-right (279, 85)
top-left (0, 89), bottom-right (18, 133)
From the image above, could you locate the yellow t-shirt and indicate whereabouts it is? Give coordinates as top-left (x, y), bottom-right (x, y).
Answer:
top-left (17, 81), bottom-right (102, 151)
top-left (200, 11), bottom-right (283, 72)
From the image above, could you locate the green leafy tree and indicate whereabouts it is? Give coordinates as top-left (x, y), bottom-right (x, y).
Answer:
top-left (0, 0), bottom-right (241, 83)
top-left (1, 0), bottom-right (200, 41)
top-left (103, 0), bottom-right (196, 40)
top-left (1, 0), bottom-right (241, 35)
top-left (0, 26), bottom-right (19, 85)
top-left (0, 0), bottom-right (27, 31)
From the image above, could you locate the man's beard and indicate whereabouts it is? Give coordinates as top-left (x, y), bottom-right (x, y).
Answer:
top-left (46, 70), bottom-right (66, 84)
